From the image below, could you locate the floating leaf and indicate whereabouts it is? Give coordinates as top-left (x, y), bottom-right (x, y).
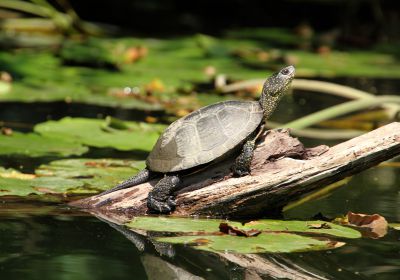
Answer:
top-left (241, 219), bottom-right (361, 239)
top-left (0, 167), bottom-right (82, 197)
top-left (389, 223), bottom-right (400, 230)
top-left (127, 216), bottom-right (226, 233)
top-left (127, 217), bottom-right (351, 253)
top-left (338, 212), bottom-right (388, 239)
top-left (34, 117), bottom-right (165, 152)
top-left (0, 131), bottom-right (88, 157)
top-left (126, 217), bottom-right (361, 239)
top-left (0, 159), bottom-right (144, 199)
top-left (35, 158), bottom-right (145, 191)
top-left (156, 233), bottom-right (345, 254)
top-left (0, 80), bottom-right (11, 94)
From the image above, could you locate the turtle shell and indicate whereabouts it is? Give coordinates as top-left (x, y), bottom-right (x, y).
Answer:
top-left (146, 100), bottom-right (264, 173)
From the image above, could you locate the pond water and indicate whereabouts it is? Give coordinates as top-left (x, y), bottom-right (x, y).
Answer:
top-left (1, 78), bottom-right (400, 280)
top-left (1, 164), bottom-right (400, 279)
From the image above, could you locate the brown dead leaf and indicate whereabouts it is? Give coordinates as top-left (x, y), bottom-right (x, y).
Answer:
top-left (308, 223), bottom-right (332, 229)
top-left (1, 127), bottom-right (13, 136)
top-left (345, 211), bottom-right (388, 239)
top-left (145, 79), bottom-right (165, 93)
top-left (257, 51), bottom-right (270, 62)
top-left (124, 46), bottom-right (148, 63)
top-left (33, 187), bottom-right (58, 194)
top-left (145, 116), bottom-right (158, 123)
top-left (203, 65), bottom-right (216, 77)
top-left (190, 238), bottom-right (211, 245)
top-left (328, 241), bottom-right (346, 249)
top-left (219, 222), bottom-right (261, 237)
top-left (0, 71), bottom-right (12, 83)
top-left (174, 109), bottom-right (191, 117)
top-left (84, 161), bottom-right (109, 168)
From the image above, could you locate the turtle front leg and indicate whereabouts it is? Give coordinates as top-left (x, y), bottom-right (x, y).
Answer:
top-left (231, 139), bottom-right (256, 176)
top-left (147, 175), bottom-right (181, 214)
top-left (232, 125), bottom-right (265, 176)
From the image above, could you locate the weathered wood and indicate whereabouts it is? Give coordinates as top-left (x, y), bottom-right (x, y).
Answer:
top-left (71, 122), bottom-right (400, 221)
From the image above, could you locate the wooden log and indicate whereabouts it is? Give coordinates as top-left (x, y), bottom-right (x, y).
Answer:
top-left (71, 122), bottom-right (400, 222)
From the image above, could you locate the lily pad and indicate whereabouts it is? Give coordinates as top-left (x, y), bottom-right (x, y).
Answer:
top-left (240, 220), bottom-right (361, 239)
top-left (127, 216), bottom-right (227, 233)
top-left (34, 117), bottom-right (165, 152)
top-left (156, 233), bottom-right (345, 254)
top-left (126, 216), bottom-right (361, 239)
top-left (0, 159), bottom-right (144, 198)
top-left (389, 223), bottom-right (400, 230)
top-left (0, 167), bottom-right (83, 197)
top-left (35, 158), bottom-right (145, 191)
top-left (0, 131), bottom-right (88, 157)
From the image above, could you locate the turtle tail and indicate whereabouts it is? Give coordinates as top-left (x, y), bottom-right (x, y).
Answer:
top-left (100, 168), bottom-right (152, 195)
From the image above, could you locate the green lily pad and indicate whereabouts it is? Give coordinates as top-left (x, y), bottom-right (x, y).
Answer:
top-left (34, 117), bottom-right (165, 151)
top-left (127, 216), bottom-right (227, 233)
top-left (238, 220), bottom-right (361, 239)
top-left (0, 132), bottom-right (88, 157)
top-left (127, 216), bottom-right (359, 254)
top-left (0, 159), bottom-right (144, 198)
top-left (0, 167), bottom-right (83, 197)
top-left (389, 223), bottom-right (400, 230)
top-left (126, 216), bottom-right (361, 239)
top-left (156, 233), bottom-right (344, 254)
top-left (35, 158), bottom-right (145, 191)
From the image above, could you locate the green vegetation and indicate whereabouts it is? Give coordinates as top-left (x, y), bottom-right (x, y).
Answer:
top-left (35, 117), bottom-right (165, 151)
top-left (0, 131), bottom-right (88, 157)
top-left (156, 233), bottom-right (340, 254)
top-left (0, 117), bottom-right (164, 157)
top-left (0, 159), bottom-right (144, 199)
top-left (126, 216), bottom-right (361, 254)
top-left (1, 34), bottom-right (399, 112)
top-left (126, 216), bottom-right (361, 238)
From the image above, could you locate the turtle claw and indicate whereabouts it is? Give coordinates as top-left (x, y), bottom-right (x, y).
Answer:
top-left (147, 194), bottom-right (176, 214)
top-left (231, 164), bottom-right (251, 177)
top-left (147, 175), bottom-right (180, 214)
top-left (167, 196), bottom-right (177, 207)
top-left (234, 169), bottom-right (250, 177)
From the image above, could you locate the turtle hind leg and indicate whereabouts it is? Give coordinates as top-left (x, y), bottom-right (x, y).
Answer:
top-left (147, 175), bottom-right (181, 214)
top-left (231, 139), bottom-right (256, 176)
top-left (100, 168), bottom-right (152, 195)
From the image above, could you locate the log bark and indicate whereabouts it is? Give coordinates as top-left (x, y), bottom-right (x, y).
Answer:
top-left (71, 122), bottom-right (400, 222)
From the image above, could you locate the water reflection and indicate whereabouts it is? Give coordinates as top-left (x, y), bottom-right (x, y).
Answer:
top-left (1, 203), bottom-right (400, 279)
top-left (1, 159), bottom-right (400, 279)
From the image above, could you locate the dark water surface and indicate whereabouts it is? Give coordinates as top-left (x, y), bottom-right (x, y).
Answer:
top-left (1, 164), bottom-right (400, 280)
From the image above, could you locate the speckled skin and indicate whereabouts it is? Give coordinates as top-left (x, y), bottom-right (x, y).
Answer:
top-left (100, 66), bottom-right (295, 213)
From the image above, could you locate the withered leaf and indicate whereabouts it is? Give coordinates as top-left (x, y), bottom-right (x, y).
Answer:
top-left (308, 223), bottom-right (332, 229)
top-left (345, 211), bottom-right (388, 239)
top-left (219, 222), bottom-right (261, 237)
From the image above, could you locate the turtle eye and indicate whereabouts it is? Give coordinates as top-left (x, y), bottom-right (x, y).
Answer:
top-left (281, 68), bottom-right (290, 75)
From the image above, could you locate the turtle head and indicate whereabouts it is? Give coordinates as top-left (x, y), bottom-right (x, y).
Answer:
top-left (259, 65), bottom-right (295, 120)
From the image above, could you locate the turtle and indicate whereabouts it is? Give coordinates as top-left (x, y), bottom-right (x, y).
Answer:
top-left (101, 65), bottom-right (295, 213)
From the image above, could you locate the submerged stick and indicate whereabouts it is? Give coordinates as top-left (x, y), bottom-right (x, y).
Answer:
top-left (71, 122), bottom-right (400, 221)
